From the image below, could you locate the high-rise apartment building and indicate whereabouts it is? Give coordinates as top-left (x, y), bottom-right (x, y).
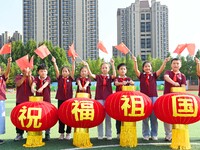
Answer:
top-left (23, 0), bottom-right (99, 60)
top-left (114, 0), bottom-right (168, 60)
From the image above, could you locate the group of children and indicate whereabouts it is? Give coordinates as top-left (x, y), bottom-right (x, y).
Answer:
top-left (0, 55), bottom-right (197, 144)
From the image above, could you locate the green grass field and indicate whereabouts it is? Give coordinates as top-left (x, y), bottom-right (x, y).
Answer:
top-left (1, 91), bottom-right (200, 150)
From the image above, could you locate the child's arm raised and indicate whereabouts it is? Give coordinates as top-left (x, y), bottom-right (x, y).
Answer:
top-left (110, 58), bottom-right (116, 79)
top-left (4, 57), bottom-right (12, 79)
top-left (52, 56), bottom-right (59, 79)
top-left (132, 55), bottom-right (140, 77)
top-left (71, 58), bottom-right (75, 80)
top-left (156, 57), bottom-right (170, 76)
top-left (195, 57), bottom-right (200, 76)
top-left (83, 61), bottom-right (96, 79)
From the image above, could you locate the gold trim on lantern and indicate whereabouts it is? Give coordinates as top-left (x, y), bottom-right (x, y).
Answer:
top-left (122, 86), bottom-right (135, 91)
top-left (170, 87), bottom-right (186, 93)
top-left (122, 122), bottom-right (136, 126)
top-left (29, 96), bottom-right (43, 102)
top-left (75, 128), bottom-right (89, 133)
top-left (76, 93), bottom-right (90, 98)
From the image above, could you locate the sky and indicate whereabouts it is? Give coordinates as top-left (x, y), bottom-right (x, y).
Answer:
top-left (0, 0), bottom-right (200, 59)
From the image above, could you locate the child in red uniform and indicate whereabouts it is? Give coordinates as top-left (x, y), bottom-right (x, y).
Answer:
top-left (14, 68), bottom-right (34, 141)
top-left (114, 63), bottom-right (134, 139)
top-left (163, 58), bottom-right (186, 141)
top-left (0, 57), bottom-right (11, 144)
top-left (195, 57), bottom-right (200, 96)
top-left (52, 56), bottom-right (75, 140)
top-left (84, 59), bottom-right (116, 140)
top-left (132, 55), bottom-right (170, 141)
top-left (76, 66), bottom-right (91, 98)
top-left (31, 64), bottom-right (51, 141)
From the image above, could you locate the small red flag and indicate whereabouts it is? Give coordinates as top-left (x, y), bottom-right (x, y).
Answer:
top-left (34, 44), bottom-right (51, 59)
top-left (16, 55), bottom-right (30, 71)
top-left (173, 44), bottom-right (187, 55)
top-left (68, 43), bottom-right (78, 58)
top-left (115, 42), bottom-right (129, 54)
top-left (0, 43), bottom-right (11, 55)
top-left (186, 43), bottom-right (195, 56)
top-left (97, 41), bottom-right (108, 54)
top-left (29, 56), bottom-right (34, 69)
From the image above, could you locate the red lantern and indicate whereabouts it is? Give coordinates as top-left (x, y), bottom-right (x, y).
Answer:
top-left (105, 91), bottom-right (153, 122)
top-left (11, 101), bottom-right (58, 131)
top-left (154, 93), bottom-right (200, 124)
top-left (58, 98), bottom-right (105, 128)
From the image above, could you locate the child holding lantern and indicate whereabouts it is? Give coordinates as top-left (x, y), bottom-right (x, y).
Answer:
top-left (83, 59), bottom-right (116, 140)
top-left (163, 58), bottom-right (186, 141)
top-left (132, 55), bottom-right (170, 141)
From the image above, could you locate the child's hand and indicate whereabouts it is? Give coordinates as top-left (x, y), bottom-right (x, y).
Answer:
top-left (174, 82), bottom-right (180, 87)
top-left (164, 57), bottom-right (170, 63)
top-left (110, 59), bottom-right (114, 65)
top-left (83, 61), bottom-right (88, 66)
top-left (132, 55), bottom-right (137, 61)
top-left (195, 57), bottom-right (200, 63)
top-left (129, 80), bottom-right (135, 85)
top-left (122, 81), bottom-right (128, 85)
top-left (31, 88), bottom-right (36, 94)
top-left (52, 56), bottom-right (56, 63)
top-left (8, 57), bottom-right (12, 63)
top-left (37, 87), bottom-right (43, 93)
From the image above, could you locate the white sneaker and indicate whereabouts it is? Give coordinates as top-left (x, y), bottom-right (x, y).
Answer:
top-left (65, 133), bottom-right (71, 140)
top-left (14, 134), bottom-right (23, 141)
top-left (152, 136), bottom-right (158, 140)
top-left (107, 136), bottom-right (112, 140)
top-left (143, 136), bottom-right (149, 141)
top-left (59, 133), bottom-right (64, 140)
top-left (98, 136), bottom-right (103, 140)
top-left (117, 134), bottom-right (120, 139)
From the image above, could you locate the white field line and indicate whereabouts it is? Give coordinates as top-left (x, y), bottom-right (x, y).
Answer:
top-left (61, 142), bottom-right (200, 150)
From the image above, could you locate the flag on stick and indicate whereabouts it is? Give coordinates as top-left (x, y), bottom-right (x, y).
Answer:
top-left (0, 43), bottom-right (11, 55)
top-left (29, 56), bottom-right (34, 69)
top-left (68, 43), bottom-right (78, 58)
top-left (173, 44), bottom-right (187, 55)
top-left (97, 41), bottom-right (108, 54)
top-left (115, 42), bottom-right (129, 54)
top-left (186, 43), bottom-right (195, 56)
top-left (16, 55), bottom-right (30, 71)
top-left (34, 44), bottom-right (51, 59)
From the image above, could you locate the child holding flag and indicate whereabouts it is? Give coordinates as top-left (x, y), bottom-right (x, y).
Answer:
top-left (84, 59), bottom-right (116, 140)
top-left (0, 57), bottom-right (11, 144)
top-left (163, 58), bottom-right (186, 141)
top-left (114, 63), bottom-right (134, 139)
top-left (132, 55), bottom-right (170, 141)
top-left (52, 56), bottom-right (75, 140)
top-left (31, 64), bottom-right (51, 141)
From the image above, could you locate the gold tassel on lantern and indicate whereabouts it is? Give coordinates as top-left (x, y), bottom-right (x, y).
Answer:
top-left (120, 122), bottom-right (137, 147)
top-left (120, 86), bottom-right (137, 147)
top-left (23, 96), bottom-right (45, 148)
top-left (170, 87), bottom-right (191, 150)
top-left (73, 93), bottom-right (93, 148)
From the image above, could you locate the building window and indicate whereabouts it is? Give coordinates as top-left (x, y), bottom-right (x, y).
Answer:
top-left (146, 14), bottom-right (150, 20)
top-left (141, 22), bottom-right (145, 32)
top-left (141, 14), bottom-right (145, 20)
top-left (146, 22), bottom-right (151, 32)
top-left (141, 39), bottom-right (145, 48)
top-left (147, 38), bottom-right (151, 48)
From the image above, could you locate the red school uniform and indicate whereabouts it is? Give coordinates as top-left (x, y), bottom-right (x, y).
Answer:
top-left (198, 76), bottom-right (200, 96)
top-left (139, 72), bottom-right (158, 97)
top-left (76, 77), bottom-right (91, 97)
top-left (163, 70), bottom-right (186, 94)
top-left (0, 75), bottom-right (7, 100)
top-left (34, 76), bottom-right (51, 103)
top-left (114, 76), bottom-right (132, 92)
top-left (15, 74), bottom-right (34, 103)
top-left (94, 74), bottom-right (113, 100)
top-left (56, 75), bottom-right (73, 101)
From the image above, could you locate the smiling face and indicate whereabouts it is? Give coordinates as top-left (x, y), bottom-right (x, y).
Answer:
top-left (142, 62), bottom-right (152, 74)
top-left (38, 69), bottom-right (48, 79)
top-left (171, 60), bottom-right (181, 72)
top-left (61, 67), bottom-right (70, 77)
top-left (101, 63), bottom-right (110, 75)
top-left (118, 66), bottom-right (127, 77)
top-left (80, 67), bottom-right (88, 78)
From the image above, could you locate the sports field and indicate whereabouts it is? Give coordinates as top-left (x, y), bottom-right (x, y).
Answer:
top-left (1, 91), bottom-right (200, 150)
